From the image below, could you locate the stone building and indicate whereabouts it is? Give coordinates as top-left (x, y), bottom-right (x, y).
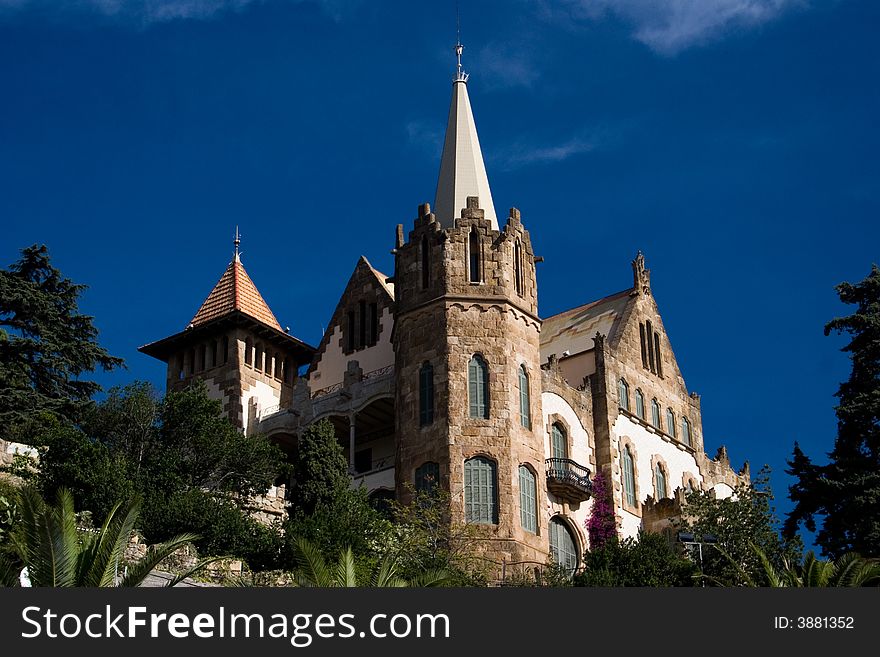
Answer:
top-left (140, 48), bottom-right (748, 573)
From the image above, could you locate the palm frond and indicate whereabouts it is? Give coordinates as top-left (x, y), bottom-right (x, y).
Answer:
top-left (292, 537), bottom-right (333, 587)
top-left (118, 533), bottom-right (200, 588)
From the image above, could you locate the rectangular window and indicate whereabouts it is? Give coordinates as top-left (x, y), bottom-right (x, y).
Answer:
top-left (419, 363), bottom-right (434, 426)
top-left (519, 466), bottom-right (537, 534)
top-left (369, 302), bottom-right (378, 346)
top-left (654, 332), bottom-right (663, 377)
top-left (347, 311), bottom-right (355, 351)
top-left (646, 320), bottom-right (656, 373)
top-left (639, 323), bottom-right (648, 369)
top-left (358, 300), bottom-right (367, 348)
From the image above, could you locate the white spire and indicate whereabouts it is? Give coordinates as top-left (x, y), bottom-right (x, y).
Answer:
top-left (433, 44), bottom-right (498, 231)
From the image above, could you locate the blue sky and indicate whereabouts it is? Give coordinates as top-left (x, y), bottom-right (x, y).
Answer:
top-left (2, 0), bottom-right (878, 539)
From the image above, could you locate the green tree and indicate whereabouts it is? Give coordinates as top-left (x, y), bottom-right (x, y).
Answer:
top-left (573, 532), bottom-right (696, 587)
top-left (682, 466), bottom-right (802, 586)
top-left (0, 487), bottom-right (217, 587)
top-left (291, 537), bottom-right (450, 587)
top-left (717, 543), bottom-right (880, 587)
top-left (785, 265), bottom-right (880, 558)
top-left (0, 245), bottom-right (123, 437)
top-left (282, 418), bottom-right (389, 569)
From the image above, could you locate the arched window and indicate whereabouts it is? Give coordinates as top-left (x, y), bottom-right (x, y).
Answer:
top-left (514, 239), bottom-right (523, 296)
top-left (419, 361), bottom-right (434, 426)
top-left (468, 227), bottom-right (481, 284)
top-left (518, 365), bottom-right (530, 429)
top-left (651, 398), bottom-right (661, 428)
top-left (655, 462), bottom-right (667, 500)
top-left (549, 517), bottom-right (578, 572)
top-left (551, 423), bottom-right (568, 460)
top-left (666, 408), bottom-right (676, 437)
top-left (468, 355), bottom-right (489, 419)
top-left (618, 379), bottom-right (630, 412)
top-left (622, 445), bottom-right (636, 507)
top-left (421, 235), bottom-right (430, 289)
top-left (464, 456), bottom-right (497, 524)
top-left (519, 465), bottom-right (537, 534)
top-left (415, 461), bottom-right (440, 494)
top-left (635, 389), bottom-right (645, 419)
top-left (682, 418), bottom-right (692, 447)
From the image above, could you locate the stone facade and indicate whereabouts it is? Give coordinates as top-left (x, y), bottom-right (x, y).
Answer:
top-left (140, 66), bottom-right (751, 573)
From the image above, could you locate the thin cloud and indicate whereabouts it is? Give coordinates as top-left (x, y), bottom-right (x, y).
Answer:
top-left (495, 136), bottom-right (595, 170)
top-left (405, 120), bottom-right (443, 159)
top-left (546, 0), bottom-right (803, 55)
top-left (0, 0), bottom-right (359, 25)
top-left (473, 42), bottom-right (540, 89)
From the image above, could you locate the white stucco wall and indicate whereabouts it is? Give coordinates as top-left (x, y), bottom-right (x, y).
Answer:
top-left (712, 482), bottom-right (734, 499)
top-left (243, 379), bottom-right (280, 435)
top-left (309, 307), bottom-right (394, 393)
top-left (611, 413), bottom-right (702, 539)
top-left (541, 392), bottom-right (594, 549)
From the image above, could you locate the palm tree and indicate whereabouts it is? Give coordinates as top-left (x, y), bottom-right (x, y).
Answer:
top-left (713, 541), bottom-right (880, 587)
top-left (0, 487), bottom-right (219, 587)
top-left (292, 537), bottom-right (451, 587)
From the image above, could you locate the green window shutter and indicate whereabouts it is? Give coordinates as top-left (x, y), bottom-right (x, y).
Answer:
top-left (636, 390), bottom-right (644, 419)
top-left (623, 448), bottom-right (635, 507)
top-left (549, 518), bottom-right (578, 572)
top-left (656, 464), bottom-right (666, 499)
top-left (551, 424), bottom-right (567, 460)
top-left (519, 366), bottom-right (530, 429)
top-left (666, 409), bottom-right (675, 436)
top-left (519, 466), bottom-right (537, 533)
top-left (618, 379), bottom-right (629, 411)
top-left (469, 356), bottom-right (488, 419)
top-left (465, 457), bottom-right (497, 524)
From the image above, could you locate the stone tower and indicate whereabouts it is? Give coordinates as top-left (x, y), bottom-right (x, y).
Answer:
top-left (393, 52), bottom-right (548, 566)
top-left (139, 233), bottom-right (314, 434)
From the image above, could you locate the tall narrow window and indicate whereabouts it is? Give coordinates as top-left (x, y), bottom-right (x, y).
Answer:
top-left (265, 350), bottom-right (273, 375)
top-left (419, 361), bottom-right (434, 426)
top-left (347, 311), bottom-right (356, 351)
top-left (682, 418), bottom-right (692, 447)
top-left (468, 227), bottom-right (481, 283)
top-left (549, 518), bottom-right (578, 572)
top-left (188, 348), bottom-right (196, 375)
top-left (468, 355), bottom-right (489, 419)
top-left (635, 389), bottom-right (645, 419)
top-left (654, 332), bottom-right (663, 377)
top-left (282, 358), bottom-right (291, 384)
top-left (273, 352), bottom-right (281, 379)
top-left (639, 323), bottom-right (648, 369)
top-left (622, 446), bottom-right (636, 507)
top-left (666, 408), bottom-right (676, 437)
top-left (421, 235), bottom-right (430, 289)
top-left (415, 461), bottom-right (440, 493)
top-left (222, 336), bottom-right (229, 364)
top-left (655, 463), bottom-right (667, 500)
top-left (519, 465), bottom-right (537, 534)
top-left (464, 456), bottom-right (497, 524)
top-left (255, 343), bottom-right (263, 372)
top-left (368, 302), bottom-right (378, 346)
top-left (551, 423), bottom-right (568, 460)
top-left (646, 320), bottom-right (656, 373)
top-left (651, 398), bottom-right (661, 428)
top-left (197, 344), bottom-right (206, 372)
top-left (618, 379), bottom-right (630, 412)
top-left (358, 300), bottom-right (367, 348)
top-left (244, 338), bottom-right (253, 366)
top-left (518, 365), bottom-right (530, 429)
top-left (514, 239), bottom-right (523, 295)
top-left (209, 340), bottom-right (217, 368)
top-left (176, 353), bottom-right (185, 380)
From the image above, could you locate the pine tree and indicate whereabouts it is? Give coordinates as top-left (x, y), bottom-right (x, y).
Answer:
top-left (785, 265), bottom-right (880, 558)
top-left (0, 245), bottom-right (123, 437)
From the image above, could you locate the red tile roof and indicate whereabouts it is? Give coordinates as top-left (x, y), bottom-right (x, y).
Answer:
top-left (189, 256), bottom-right (282, 331)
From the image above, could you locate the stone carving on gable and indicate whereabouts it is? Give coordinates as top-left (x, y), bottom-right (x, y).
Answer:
top-left (631, 250), bottom-right (651, 296)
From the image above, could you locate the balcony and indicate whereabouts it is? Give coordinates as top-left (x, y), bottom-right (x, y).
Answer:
top-left (545, 458), bottom-right (592, 503)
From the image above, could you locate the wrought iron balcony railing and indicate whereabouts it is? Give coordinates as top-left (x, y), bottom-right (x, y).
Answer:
top-left (545, 458), bottom-right (593, 503)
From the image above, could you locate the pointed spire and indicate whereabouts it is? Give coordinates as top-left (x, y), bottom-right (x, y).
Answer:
top-left (189, 244), bottom-right (282, 331)
top-left (433, 41), bottom-right (498, 230)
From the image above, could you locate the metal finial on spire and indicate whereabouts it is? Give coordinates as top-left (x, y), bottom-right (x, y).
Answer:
top-left (233, 225), bottom-right (241, 260)
top-left (454, 0), bottom-right (468, 82)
